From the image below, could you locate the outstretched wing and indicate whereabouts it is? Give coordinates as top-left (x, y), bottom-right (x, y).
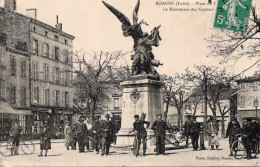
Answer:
top-left (102, 1), bottom-right (132, 32)
top-left (133, 0), bottom-right (140, 24)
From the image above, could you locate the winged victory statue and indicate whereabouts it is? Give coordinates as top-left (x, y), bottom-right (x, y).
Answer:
top-left (102, 0), bottom-right (163, 79)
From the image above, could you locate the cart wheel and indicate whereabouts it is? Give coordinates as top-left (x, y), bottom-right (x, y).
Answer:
top-left (231, 140), bottom-right (245, 159)
top-left (21, 140), bottom-right (35, 155)
top-left (0, 141), bottom-right (12, 156)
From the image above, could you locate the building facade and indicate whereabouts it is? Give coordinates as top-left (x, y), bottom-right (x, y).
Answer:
top-left (29, 18), bottom-right (74, 135)
top-left (0, 0), bottom-right (75, 139)
top-left (236, 73), bottom-right (260, 125)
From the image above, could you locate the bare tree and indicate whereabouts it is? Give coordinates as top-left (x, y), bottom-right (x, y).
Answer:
top-left (207, 6), bottom-right (260, 65)
top-left (161, 74), bottom-right (189, 130)
top-left (217, 98), bottom-right (230, 137)
top-left (72, 51), bottom-right (127, 123)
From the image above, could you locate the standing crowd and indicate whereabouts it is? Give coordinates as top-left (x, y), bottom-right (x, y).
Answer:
top-left (7, 112), bottom-right (260, 159)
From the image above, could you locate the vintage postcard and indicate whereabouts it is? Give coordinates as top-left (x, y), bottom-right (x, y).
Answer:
top-left (0, 0), bottom-right (260, 166)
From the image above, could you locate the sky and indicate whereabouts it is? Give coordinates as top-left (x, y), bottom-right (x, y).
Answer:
top-left (0, 0), bottom-right (258, 77)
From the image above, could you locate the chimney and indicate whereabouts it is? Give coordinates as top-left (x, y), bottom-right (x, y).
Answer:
top-left (55, 15), bottom-right (63, 31)
top-left (26, 8), bottom-right (37, 19)
top-left (5, 0), bottom-right (16, 11)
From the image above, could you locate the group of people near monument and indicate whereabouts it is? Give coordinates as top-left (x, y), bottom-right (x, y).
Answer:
top-left (7, 112), bottom-right (260, 159)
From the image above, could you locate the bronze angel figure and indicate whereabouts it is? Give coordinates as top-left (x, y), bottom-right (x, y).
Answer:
top-left (102, 0), bottom-right (162, 79)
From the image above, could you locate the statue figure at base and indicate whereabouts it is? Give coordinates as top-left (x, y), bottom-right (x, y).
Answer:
top-left (102, 0), bottom-right (163, 79)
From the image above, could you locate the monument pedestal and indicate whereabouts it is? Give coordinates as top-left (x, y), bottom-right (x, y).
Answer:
top-left (116, 75), bottom-right (164, 146)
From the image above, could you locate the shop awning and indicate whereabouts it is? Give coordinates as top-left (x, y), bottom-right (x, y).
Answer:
top-left (0, 102), bottom-right (32, 115)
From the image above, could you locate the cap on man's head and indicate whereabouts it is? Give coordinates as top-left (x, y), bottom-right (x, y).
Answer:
top-left (134, 115), bottom-right (139, 118)
top-left (157, 114), bottom-right (162, 117)
top-left (105, 114), bottom-right (110, 118)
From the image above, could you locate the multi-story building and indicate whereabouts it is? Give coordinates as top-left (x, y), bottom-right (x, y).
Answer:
top-left (236, 72), bottom-right (260, 125)
top-left (0, 4), bottom-right (31, 137)
top-left (29, 16), bottom-right (75, 135)
top-left (0, 0), bottom-right (75, 138)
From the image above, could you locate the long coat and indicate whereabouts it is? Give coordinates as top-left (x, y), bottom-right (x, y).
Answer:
top-left (206, 121), bottom-right (220, 146)
top-left (100, 120), bottom-right (113, 138)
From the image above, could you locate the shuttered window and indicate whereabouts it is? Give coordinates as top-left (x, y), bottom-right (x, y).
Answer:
top-left (20, 60), bottom-right (26, 78)
top-left (10, 57), bottom-right (16, 76)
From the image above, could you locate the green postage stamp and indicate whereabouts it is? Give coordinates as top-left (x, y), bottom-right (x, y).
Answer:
top-left (214, 0), bottom-right (252, 33)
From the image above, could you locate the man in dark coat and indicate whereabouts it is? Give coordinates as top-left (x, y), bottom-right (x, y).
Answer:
top-left (93, 116), bottom-right (102, 154)
top-left (226, 117), bottom-right (241, 155)
top-left (73, 117), bottom-right (88, 153)
top-left (100, 114), bottom-right (114, 156)
top-left (183, 115), bottom-right (192, 148)
top-left (133, 115), bottom-right (150, 156)
top-left (242, 118), bottom-right (254, 159)
top-left (151, 114), bottom-right (170, 155)
top-left (251, 118), bottom-right (260, 143)
top-left (189, 117), bottom-right (200, 151)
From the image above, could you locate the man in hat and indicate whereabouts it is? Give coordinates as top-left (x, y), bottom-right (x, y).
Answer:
top-left (251, 118), bottom-right (260, 145)
top-left (39, 123), bottom-right (52, 157)
top-left (226, 117), bottom-right (241, 155)
top-left (183, 115), bottom-right (192, 148)
top-left (133, 114), bottom-right (150, 156)
top-left (73, 117), bottom-right (88, 153)
top-left (151, 114), bottom-right (170, 155)
top-left (93, 116), bottom-right (102, 154)
top-left (9, 119), bottom-right (22, 155)
top-left (100, 114), bottom-right (114, 156)
top-left (242, 118), bottom-right (254, 159)
top-left (189, 117), bottom-right (200, 151)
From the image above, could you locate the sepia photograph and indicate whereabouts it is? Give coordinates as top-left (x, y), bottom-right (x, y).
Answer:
top-left (0, 0), bottom-right (260, 166)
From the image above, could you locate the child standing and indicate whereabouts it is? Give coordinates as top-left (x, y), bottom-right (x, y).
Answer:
top-left (38, 123), bottom-right (52, 157)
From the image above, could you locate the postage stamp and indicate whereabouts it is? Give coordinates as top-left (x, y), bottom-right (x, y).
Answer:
top-left (213, 0), bottom-right (252, 33)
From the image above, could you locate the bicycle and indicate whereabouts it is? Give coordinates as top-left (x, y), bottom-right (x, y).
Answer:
top-left (0, 137), bottom-right (35, 156)
top-left (231, 134), bottom-right (259, 159)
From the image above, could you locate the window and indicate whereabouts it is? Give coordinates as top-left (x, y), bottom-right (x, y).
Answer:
top-left (33, 62), bottom-right (39, 79)
top-left (20, 87), bottom-right (26, 106)
top-left (55, 67), bottom-right (60, 84)
top-left (44, 89), bottom-right (50, 106)
top-left (55, 90), bottom-right (60, 106)
top-left (64, 39), bottom-right (68, 45)
top-left (114, 98), bottom-right (119, 110)
top-left (54, 35), bottom-right (58, 41)
top-left (64, 50), bottom-right (69, 63)
top-left (44, 43), bottom-right (49, 57)
top-left (33, 26), bottom-right (36, 32)
top-left (55, 47), bottom-right (59, 61)
top-left (10, 57), bottom-right (16, 76)
top-left (33, 39), bottom-right (39, 56)
top-left (65, 71), bottom-right (69, 86)
top-left (33, 87), bottom-right (39, 104)
top-left (240, 96), bottom-right (245, 107)
top-left (44, 31), bottom-right (48, 37)
top-left (10, 85), bottom-right (16, 104)
top-left (253, 82), bottom-right (258, 91)
top-left (65, 92), bottom-right (69, 108)
top-left (20, 60), bottom-right (26, 78)
top-left (61, 69), bottom-right (65, 85)
top-left (43, 64), bottom-right (49, 81)
top-left (241, 83), bottom-right (246, 91)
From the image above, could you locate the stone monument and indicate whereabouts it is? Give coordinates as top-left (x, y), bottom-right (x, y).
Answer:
top-left (103, 0), bottom-right (164, 146)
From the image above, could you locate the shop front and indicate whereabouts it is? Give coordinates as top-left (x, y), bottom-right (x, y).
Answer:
top-left (0, 102), bottom-right (32, 141)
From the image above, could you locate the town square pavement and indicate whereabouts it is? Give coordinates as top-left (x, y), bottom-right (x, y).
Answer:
top-left (0, 138), bottom-right (260, 166)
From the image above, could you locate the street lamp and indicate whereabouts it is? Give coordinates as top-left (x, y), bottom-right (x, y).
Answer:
top-left (254, 98), bottom-right (258, 119)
